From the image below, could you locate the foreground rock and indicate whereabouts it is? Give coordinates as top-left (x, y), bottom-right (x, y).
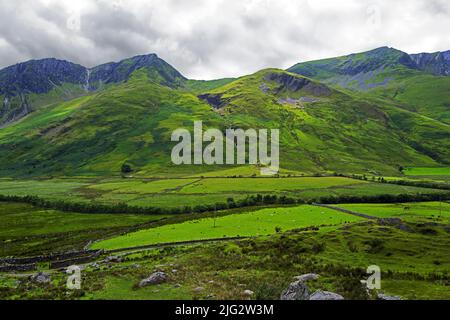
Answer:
top-left (280, 280), bottom-right (310, 300)
top-left (31, 272), bottom-right (51, 284)
top-left (243, 290), bottom-right (254, 297)
top-left (193, 287), bottom-right (205, 293)
top-left (309, 290), bottom-right (344, 300)
top-left (293, 273), bottom-right (319, 282)
top-left (378, 293), bottom-right (402, 300)
top-left (281, 273), bottom-right (344, 300)
top-left (139, 272), bottom-right (168, 287)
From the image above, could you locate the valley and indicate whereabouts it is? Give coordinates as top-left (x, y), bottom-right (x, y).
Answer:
top-left (0, 46), bottom-right (449, 300)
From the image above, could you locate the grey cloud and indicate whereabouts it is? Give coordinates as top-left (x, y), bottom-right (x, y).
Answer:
top-left (0, 0), bottom-right (449, 79)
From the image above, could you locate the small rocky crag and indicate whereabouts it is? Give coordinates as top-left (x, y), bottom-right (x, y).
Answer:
top-left (280, 273), bottom-right (344, 301)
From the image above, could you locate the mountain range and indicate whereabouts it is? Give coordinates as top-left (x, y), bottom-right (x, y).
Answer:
top-left (0, 47), bottom-right (449, 177)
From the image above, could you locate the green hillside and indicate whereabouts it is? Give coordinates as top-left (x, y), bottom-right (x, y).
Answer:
top-left (288, 47), bottom-right (450, 125)
top-left (0, 66), bottom-right (448, 177)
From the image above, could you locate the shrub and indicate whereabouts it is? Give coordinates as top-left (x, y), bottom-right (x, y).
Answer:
top-left (121, 163), bottom-right (133, 174)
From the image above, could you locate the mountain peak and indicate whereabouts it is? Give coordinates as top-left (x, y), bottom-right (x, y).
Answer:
top-left (0, 53), bottom-right (186, 126)
top-left (88, 53), bottom-right (185, 90)
top-left (0, 58), bottom-right (87, 96)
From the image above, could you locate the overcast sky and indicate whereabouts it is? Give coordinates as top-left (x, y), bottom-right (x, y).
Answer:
top-left (0, 0), bottom-right (449, 79)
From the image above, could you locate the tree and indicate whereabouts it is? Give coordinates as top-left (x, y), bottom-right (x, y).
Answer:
top-left (121, 163), bottom-right (133, 174)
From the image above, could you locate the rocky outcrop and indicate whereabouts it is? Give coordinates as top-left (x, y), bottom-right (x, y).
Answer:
top-left (139, 272), bottom-right (168, 287)
top-left (265, 72), bottom-right (332, 96)
top-left (0, 93), bottom-right (31, 127)
top-left (410, 50), bottom-right (450, 76)
top-left (198, 93), bottom-right (227, 109)
top-left (281, 273), bottom-right (344, 300)
top-left (266, 72), bottom-right (332, 95)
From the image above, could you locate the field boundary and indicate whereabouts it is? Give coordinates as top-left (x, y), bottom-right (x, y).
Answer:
top-left (0, 250), bottom-right (103, 273)
top-left (1, 191), bottom-right (449, 216)
top-left (312, 203), bottom-right (377, 219)
top-left (104, 236), bottom-right (250, 254)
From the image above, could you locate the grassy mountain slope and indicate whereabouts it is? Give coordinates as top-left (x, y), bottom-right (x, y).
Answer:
top-left (0, 67), bottom-right (448, 177)
top-left (287, 47), bottom-right (450, 124)
top-left (0, 54), bottom-right (187, 127)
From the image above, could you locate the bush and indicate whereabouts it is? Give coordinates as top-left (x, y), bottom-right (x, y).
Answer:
top-left (121, 163), bottom-right (133, 174)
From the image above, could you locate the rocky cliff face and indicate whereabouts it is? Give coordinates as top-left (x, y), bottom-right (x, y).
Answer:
top-left (0, 58), bottom-right (87, 96)
top-left (288, 47), bottom-right (450, 80)
top-left (410, 50), bottom-right (450, 76)
top-left (0, 93), bottom-right (31, 128)
top-left (0, 53), bottom-right (186, 126)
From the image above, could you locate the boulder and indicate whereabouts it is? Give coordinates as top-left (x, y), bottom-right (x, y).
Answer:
top-left (309, 290), bottom-right (344, 300)
top-left (280, 280), bottom-right (310, 300)
top-left (243, 290), bottom-right (254, 297)
top-left (293, 273), bottom-right (319, 282)
top-left (139, 272), bottom-right (168, 287)
top-left (378, 293), bottom-right (402, 300)
top-left (193, 286), bottom-right (205, 293)
top-left (32, 272), bottom-right (51, 284)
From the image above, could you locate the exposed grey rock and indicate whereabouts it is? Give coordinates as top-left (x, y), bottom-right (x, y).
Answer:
top-left (198, 93), bottom-right (226, 109)
top-left (193, 286), bottom-right (205, 293)
top-left (104, 255), bottom-right (123, 263)
top-left (309, 290), bottom-right (344, 300)
top-left (243, 290), bottom-right (254, 296)
top-left (280, 280), bottom-right (310, 300)
top-left (139, 271), bottom-right (168, 287)
top-left (377, 293), bottom-right (402, 300)
top-left (293, 273), bottom-right (319, 282)
top-left (259, 82), bottom-right (269, 93)
top-left (31, 272), bottom-right (51, 284)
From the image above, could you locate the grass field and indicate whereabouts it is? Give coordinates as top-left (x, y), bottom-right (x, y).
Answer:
top-left (88, 177), bottom-right (367, 194)
top-left (1, 177), bottom-right (447, 210)
top-left (403, 167), bottom-right (450, 176)
top-left (0, 202), bottom-right (167, 256)
top-left (5, 203), bottom-right (448, 300)
top-left (92, 205), bottom-right (364, 250)
top-left (68, 178), bottom-right (450, 208)
top-left (314, 218), bottom-right (450, 274)
top-left (0, 179), bottom-right (88, 201)
top-left (337, 202), bottom-right (450, 221)
top-left (0, 201), bottom-right (448, 300)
